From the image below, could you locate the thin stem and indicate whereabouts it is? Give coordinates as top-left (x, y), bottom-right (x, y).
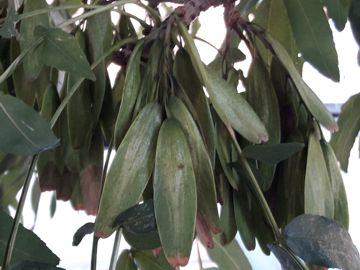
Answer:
top-left (2, 155), bottom-right (38, 269)
top-left (224, 124), bottom-right (281, 241)
top-left (58, 0), bottom-right (139, 28)
top-left (109, 228), bottom-right (122, 270)
top-left (18, 4), bottom-right (102, 21)
top-left (0, 37), bottom-right (44, 85)
top-left (91, 235), bottom-right (99, 270)
top-left (91, 137), bottom-right (114, 270)
top-left (49, 37), bottom-right (137, 128)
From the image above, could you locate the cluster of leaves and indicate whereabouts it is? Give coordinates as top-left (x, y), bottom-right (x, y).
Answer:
top-left (0, 0), bottom-right (360, 269)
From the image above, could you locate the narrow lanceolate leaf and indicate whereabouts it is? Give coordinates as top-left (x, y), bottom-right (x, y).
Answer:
top-left (34, 26), bottom-right (95, 80)
top-left (283, 0), bottom-right (339, 81)
top-left (254, 0), bottom-right (301, 68)
top-left (167, 96), bottom-right (220, 232)
top-left (207, 236), bottom-right (252, 270)
top-left (268, 37), bottom-right (337, 132)
top-left (178, 23), bottom-right (268, 144)
top-left (330, 93), bottom-right (360, 172)
top-left (245, 55), bottom-right (281, 190)
top-left (95, 103), bottom-right (162, 238)
top-left (321, 142), bottom-right (349, 229)
top-left (67, 31), bottom-right (93, 149)
top-left (86, 12), bottom-right (113, 125)
top-left (0, 94), bottom-right (59, 155)
top-left (133, 250), bottom-right (174, 270)
top-left (173, 49), bottom-right (216, 165)
top-left (284, 214), bottom-right (360, 269)
top-left (0, 211), bottom-right (60, 266)
top-left (154, 119), bottom-right (197, 267)
top-left (304, 132), bottom-right (334, 218)
top-left (114, 42), bottom-right (143, 147)
top-left (116, 250), bottom-right (137, 270)
top-left (242, 143), bottom-right (304, 165)
top-left (322, 0), bottom-right (348, 31)
top-left (19, 0), bottom-right (49, 80)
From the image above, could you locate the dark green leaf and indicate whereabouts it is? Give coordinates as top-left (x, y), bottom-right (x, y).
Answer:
top-left (283, 0), bottom-right (339, 81)
top-left (8, 261), bottom-right (65, 270)
top-left (268, 244), bottom-right (305, 270)
top-left (219, 177), bottom-right (237, 245)
top-left (133, 250), bottom-right (174, 270)
top-left (0, 94), bottom-right (59, 155)
top-left (178, 23), bottom-right (269, 144)
top-left (0, 6), bottom-right (19, 38)
top-left (322, 0), bottom-right (348, 31)
top-left (72, 222), bottom-right (94, 246)
top-left (321, 141), bottom-right (349, 229)
top-left (330, 93), bottom-right (360, 172)
top-left (284, 214), bottom-right (360, 269)
top-left (349, 0), bottom-right (360, 46)
top-left (207, 236), bottom-right (252, 270)
top-left (116, 250), bottom-right (137, 270)
top-left (254, 0), bottom-right (302, 69)
top-left (304, 132), bottom-right (334, 218)
top-left (19, 0), bottom-right (49, 79)
top-left (34, 26), bottom-right (95, 80)
top-left (113, 200), bottom-right (161, 250)
top-left (267, 36), bottom-right (337, 132)
top-left (245, 56), bottom-right (281, 190)
top-left (242, 143), bottom-right (304, 165)
top-left (86, 12), bottom-right (113, 124)
top-left (0, 211), bottom-right (60, 265)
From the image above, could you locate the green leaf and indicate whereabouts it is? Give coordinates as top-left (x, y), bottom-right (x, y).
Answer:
top-left (173, 48), bottom-right (216, 167)
top-left (207, 236), bottom-right (252, 270)
top-left (322, 0), bottom-right (348, 31)
top-left (0, 6), bottom-right (19, 38)
top-left (254, 0), bottom-right (301, 69)
top-left (242, 143), bottom-right (304, 165)
top-left (283, 0), bottom-right (339, 81)
top-left (19, 0), bottom-right (49, 80)
top-left (116, 250), bottom-right (137, 270)
top-left (268, 244), bottom-right (304, 270)
top-left (330, 93), bottom-right (360, 172)
top-left (114, 42), bottom-right (143, 147)
top-left (72, 222), bottom-right (94, 246)
top-left (154, 119), bottom-right (197, 267)
top-left (113, 200), bottom-right (161, 250)
top-left (167, 96), bottom-right (220, 233)
top-left (349, 0), bottom-right (360, 46)
top-left (95, 102), bottom-right (162, 238)
top-left (86, 12), bottom-right (113, 124)
top-left (304, 132), bottom-right (334, 218)
top-left (34, 26), bottom-right (95, 80)
top-left (284, 214), bottom-right (360, 269)
top-left (178, 23), bottom-right (268, 144)
top-left (219, 178), bottom-right (237, 245)
top-left (0, 211), bottom-right (60, 265)
top-left (133, 250), bottom-right (174, 270)
top-left (321, 141), bottom-right (349, 229)
top-left (0, 94), bottom-right (59, 155)
top-left (267, 36), bottom-right (337, 132)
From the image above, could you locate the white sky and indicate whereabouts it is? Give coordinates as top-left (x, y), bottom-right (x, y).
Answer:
top-left (16, 3), bottom-right (360, 270)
